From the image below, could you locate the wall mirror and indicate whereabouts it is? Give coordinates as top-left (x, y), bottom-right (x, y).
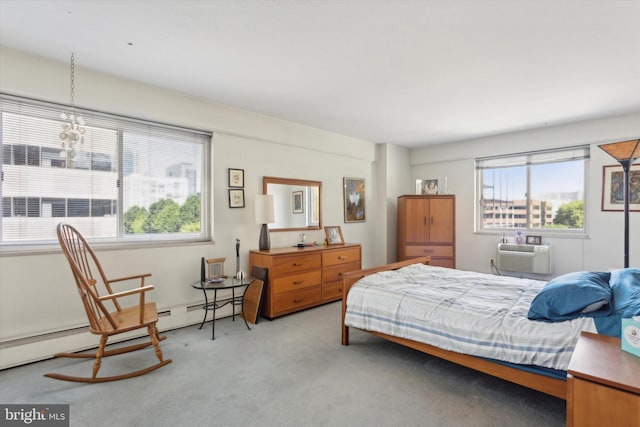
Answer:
top-left (263, 176), bottom-right (322, 231)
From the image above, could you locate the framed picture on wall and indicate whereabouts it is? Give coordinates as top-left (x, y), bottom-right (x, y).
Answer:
top-left (229, 189), bottom-right (245, 208)
top-left (228, 168), bottom-right (244, 188)
top-left (602, 164), bottom-right (640, 211)
top-left (343, 177), bottom-right (366, 222)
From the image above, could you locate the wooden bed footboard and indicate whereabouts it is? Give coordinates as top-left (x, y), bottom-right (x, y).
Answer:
top-left (340, 257), bottom-right (566, 400)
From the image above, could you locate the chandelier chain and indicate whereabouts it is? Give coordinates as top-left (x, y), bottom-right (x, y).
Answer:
top-left (70, 53), bottom-right (76, 109)
top-left (59, 52), bottom-right (85, 164)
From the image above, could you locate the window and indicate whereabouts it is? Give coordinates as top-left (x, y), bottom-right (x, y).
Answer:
top-left (476, 146), bottom-right (589, 234)
top-left (0, 94), bottom-right (210, 247)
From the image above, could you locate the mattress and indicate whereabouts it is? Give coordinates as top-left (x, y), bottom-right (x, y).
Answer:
top-left (344, 264), bottom-right (597, 370)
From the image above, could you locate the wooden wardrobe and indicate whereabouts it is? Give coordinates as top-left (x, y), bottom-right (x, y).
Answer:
top-left (397, 195), bottom-right (455, 268)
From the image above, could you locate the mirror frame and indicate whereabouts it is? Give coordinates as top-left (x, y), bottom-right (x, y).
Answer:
top-left (263, 176), bottom-right (322, 232)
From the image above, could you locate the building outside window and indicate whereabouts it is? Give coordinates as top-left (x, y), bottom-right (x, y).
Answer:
top-left (476, 146), bottom-right (588, 234)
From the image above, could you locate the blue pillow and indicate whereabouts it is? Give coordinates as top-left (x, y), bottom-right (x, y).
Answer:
top-left (527, 271), bottom-right (612, 321)
top-left (610, 268), bottom-right (640, 316)
top-left (594, 268), bottom-right (640, 337)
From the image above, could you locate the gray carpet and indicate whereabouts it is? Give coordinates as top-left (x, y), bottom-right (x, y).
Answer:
top-left (0, 302), bottom-right (565, 427)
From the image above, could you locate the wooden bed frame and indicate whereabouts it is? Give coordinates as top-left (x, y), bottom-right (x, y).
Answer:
top-left (341, 257), bottom-right (567, 400)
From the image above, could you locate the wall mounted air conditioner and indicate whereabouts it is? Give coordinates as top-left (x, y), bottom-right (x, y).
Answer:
top-left (496, 243), bottom-right (551, 275)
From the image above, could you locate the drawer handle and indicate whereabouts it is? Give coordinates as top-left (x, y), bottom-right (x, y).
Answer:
top-left (293, 298), bottom-right (304, 304)
top-left (292, 263), bottom-right (303, 267)
top-left (338, 256), bottom-right (347, 260)
top-left (424, 249), bottom-right (434, 254)
top-left (292, 280), bottom-right (305, 285)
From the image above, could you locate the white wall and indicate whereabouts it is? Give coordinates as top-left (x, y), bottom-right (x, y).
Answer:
top-left (0, 47), bottom-right (381, 368)
top-left (376, 143), bottom-right (410, 264)
top-left (409, 114), bottom-right (640, 275)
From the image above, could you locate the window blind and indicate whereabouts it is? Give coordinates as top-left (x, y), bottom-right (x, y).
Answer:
top-left (476, 146), bottom-right (590, 170)
top-left (1, 93), bottom-right (211, 245)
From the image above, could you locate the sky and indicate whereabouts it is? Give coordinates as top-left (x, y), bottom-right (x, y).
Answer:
top-left (483, 161), bottom-right (584, 201)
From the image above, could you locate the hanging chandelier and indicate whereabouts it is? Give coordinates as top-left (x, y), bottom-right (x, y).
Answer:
top-left (59, 53), bottom-right (85, 163)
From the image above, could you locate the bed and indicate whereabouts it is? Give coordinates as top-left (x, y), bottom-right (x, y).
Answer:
top-left (341, 257), bottom-right (640, 400)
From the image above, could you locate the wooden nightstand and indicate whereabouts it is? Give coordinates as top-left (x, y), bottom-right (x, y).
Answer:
top-left (567, 331), bottom-right (640, 427)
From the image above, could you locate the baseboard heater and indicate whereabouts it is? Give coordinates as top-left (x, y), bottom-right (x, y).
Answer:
top-left (496, 243), bottom-right (551, 275)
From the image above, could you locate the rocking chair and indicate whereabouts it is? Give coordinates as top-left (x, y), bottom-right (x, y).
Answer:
top-left (46, 223), bottom-right (172, 383)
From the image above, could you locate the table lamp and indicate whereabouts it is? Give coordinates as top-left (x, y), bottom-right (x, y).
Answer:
top-left (598, 138), bottom-right (640, 268)
top-left (255, 194), bottom-right (275, 250)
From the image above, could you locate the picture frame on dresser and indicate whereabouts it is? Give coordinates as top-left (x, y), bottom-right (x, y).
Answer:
top-left (416, 179), bottom-right (438, 195)
top-left (325, 226), bottom-right (344, 245)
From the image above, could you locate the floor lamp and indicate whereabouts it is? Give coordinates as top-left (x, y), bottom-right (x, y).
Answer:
top-left (598, 139), bottom-right (640, 268)
top-left (255, 194), bottom-right (275, 251)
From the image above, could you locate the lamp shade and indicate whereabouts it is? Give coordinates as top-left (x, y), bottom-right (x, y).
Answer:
top-left (598, 139), bottom-right (640, 162)
top-left (255, 194), bottom-right (275, 224)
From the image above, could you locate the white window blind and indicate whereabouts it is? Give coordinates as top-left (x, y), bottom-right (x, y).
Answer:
top-left (476, 146), bottom-right (590, 169)
top-left (1, 94), bottom-right (211, 246)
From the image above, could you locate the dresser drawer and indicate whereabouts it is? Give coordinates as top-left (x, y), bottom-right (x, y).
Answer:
top-left (272, 270), bottom-right (322, 294)
top-left (273, 287), bottom-right (322, 314)
top-left (271, 253), bottom-right (322, 276)
top-left (323, 261), bottom-right (361, 284)
top-left (322, 247), bottom-right (361, 267)
top-left (322, 281), bottom-right (344, 302)
top-left (405, 245), bottom-right (453, 258)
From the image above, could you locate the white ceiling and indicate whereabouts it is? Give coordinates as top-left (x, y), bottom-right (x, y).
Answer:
top-left (1, 0), bottom-right (639, 148)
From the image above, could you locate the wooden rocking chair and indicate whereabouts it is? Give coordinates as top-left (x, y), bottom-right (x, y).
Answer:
top-left (46, 223), bottom-right (172, 383)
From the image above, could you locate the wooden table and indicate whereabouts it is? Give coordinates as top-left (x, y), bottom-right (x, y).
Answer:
top-left (567, 331), bottom-right (640, 427)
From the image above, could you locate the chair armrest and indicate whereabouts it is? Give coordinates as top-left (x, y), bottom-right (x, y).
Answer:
top-left (98, 285), bottom-right (155, 301)
top-left (107, 273), bottom-right (152, 284)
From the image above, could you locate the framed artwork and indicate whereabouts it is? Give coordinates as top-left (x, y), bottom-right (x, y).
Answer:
top-left (416, 179), bottom-right (438, 195)
top-left (228, 168), bottom-right (244, 188)
top-left (292, 191), bottom-right (304, 214)
top-left (602, 164), bottom-right (640, 211)
top-left (343, 177), bottom-right (366, 222)
top-left (229, 189), bottom-right (245, 208)
top-left (324, 226), bottom-right (344, 245)
top-left (526, 235), bottom-right (542, 245)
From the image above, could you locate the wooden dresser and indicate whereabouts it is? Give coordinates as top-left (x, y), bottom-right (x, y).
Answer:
top-left (249, 243), bottom-right (361, 319)
top-left (567, 331), bottom-right (640, 427)
top-left (397, 195), bottom-right (455, 268)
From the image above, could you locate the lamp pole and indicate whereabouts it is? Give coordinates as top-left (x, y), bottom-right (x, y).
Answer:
top-left (621, 159), bottom-right (631, 268)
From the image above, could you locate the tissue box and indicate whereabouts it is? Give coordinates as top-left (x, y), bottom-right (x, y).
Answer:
top-left (621, 317), bottom-right (640, 357)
